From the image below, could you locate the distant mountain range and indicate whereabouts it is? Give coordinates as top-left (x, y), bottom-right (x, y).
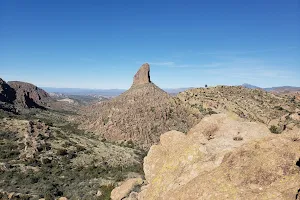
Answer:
top-left (43, 84), bottom-right (300, 97)
top-left (241, 83), bottom-right (300, 92)
top-left (42, 87), bottom-right (192, 97)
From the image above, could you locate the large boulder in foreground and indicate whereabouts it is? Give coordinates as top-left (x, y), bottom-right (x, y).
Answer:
top-left (138, 114), bottom-right (300, 200)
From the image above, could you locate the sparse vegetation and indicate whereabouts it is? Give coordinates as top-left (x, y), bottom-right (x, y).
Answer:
top-left (269, 125), bottom-right (280, 134)
top-left (233, 136), bottom-right (243, 141)
top-left (0, 111), bottom-right (144, 199)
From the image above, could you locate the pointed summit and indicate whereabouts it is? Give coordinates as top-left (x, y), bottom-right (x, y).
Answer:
top-left (132, 63), bottom-right (151, 86)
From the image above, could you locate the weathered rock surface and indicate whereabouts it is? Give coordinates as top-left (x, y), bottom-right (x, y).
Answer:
top-left (138, 114), bottom-right (300, 200)
top-left (111, 177), bottom-right (143, 200)
top-left (132, 63), bottom-right (151, 86)
top-left (79, 64), bottom-right (201, 149)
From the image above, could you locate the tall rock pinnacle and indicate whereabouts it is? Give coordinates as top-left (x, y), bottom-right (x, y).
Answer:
top-left (132, 63), bottom-right (151, 86)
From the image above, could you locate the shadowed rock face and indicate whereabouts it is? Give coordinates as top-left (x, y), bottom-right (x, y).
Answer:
top-left (0, 78), bottom-right (16, 103)
top-left (0, 78), bottom-right (17, 112)
top-left (132, 63), bottom-right (151, 86)
top-left (8, 81), bottom-right (52, 109)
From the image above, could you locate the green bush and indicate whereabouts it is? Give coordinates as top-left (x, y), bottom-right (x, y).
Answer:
top-left (269, 125), bottom-right (280, 134)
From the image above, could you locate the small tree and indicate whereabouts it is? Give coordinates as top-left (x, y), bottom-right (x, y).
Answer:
top-left (205, 84), bottom-right (208, 88)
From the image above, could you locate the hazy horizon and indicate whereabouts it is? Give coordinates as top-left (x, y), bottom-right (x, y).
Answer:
top-left (1, 0), bottom-right (299, 89)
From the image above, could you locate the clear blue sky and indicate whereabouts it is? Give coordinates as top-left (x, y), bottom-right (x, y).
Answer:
top-left (0, 0), bottom-right (299, 89)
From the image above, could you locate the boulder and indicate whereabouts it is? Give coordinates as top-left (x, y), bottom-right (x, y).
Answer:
top-left (111, 178), bottom-right (143, 200)
top-left (139, 114), bottom-right (300, 199)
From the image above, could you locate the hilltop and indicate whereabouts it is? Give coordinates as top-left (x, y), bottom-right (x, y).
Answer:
top-left (177, 85), bottom-right (300, 132)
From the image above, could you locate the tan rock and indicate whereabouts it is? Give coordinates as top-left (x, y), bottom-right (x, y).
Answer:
top-left (111, 178), bottom-right (143, 200)
top-left (58, 197), bottom-right (68, 200)
top-left (291, 113), bottom-right (300, 121)
top-left (123, 191), bottom-right (139, 200)
top-left (132, 63), bottom-right (151, 86)
top-left (96, 190), bottom-right (102, 197)
top-left (139, 114), bottom-right (300, 200)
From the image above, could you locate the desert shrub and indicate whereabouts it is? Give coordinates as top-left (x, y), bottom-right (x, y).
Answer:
top-left (75, 144), bottom-right (86, 152)
top-left (207, 108), bottom-right (217, 115)
top-left (102, 117), bottom-right (109, 125)
top-left (98, 184), bottom-right (115, 200)
top-left (192, 104), bottom-right (206, 113)
top-left (0, 139), bottom-right (19, 160)
top-left (274, 106), bottom-right (284, 111)
top-left (233, 136), bottom-right (243, 141)
top-left (269, 125), bottom-right (280, 134)
top-left (56, 148), bottom-right (68, 156)
top-left (44, 192), bottom-right (55, 200)
top-left (36, 123), bottom-right (43, 129)
top-left (126, 140), bottom-right (135, 148)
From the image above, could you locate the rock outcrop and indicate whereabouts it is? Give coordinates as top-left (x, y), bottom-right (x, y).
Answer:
top-left (79, 64), bottom-right (201, 149)
top-left (132, 63), bottom-right (151, 86)
top-left (8, 81), bottom-right (52, 109)
top-left (111, 177), bottom-right (143, 200)
top-left (0, 78), bottom-right (16, 103)
top-left (138, 114), bottom-right (300, 200)
top-left (0, 78), bottom-right (17, 112)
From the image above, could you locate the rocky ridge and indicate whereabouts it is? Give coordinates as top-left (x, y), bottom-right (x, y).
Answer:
top-left (177, 86), bottom-right (300, 130)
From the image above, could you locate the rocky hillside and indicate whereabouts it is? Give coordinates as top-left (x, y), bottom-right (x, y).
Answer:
top-left (177, 86), bottom-right (300, 132)
top-left (0, 109), bottom-right (144, 200)
top-left (79, 64), bottom-right (201, 149)
top-left (113, 114), bottom-right (300, 200)
top-left (8, 81), bottom-right (53, 109)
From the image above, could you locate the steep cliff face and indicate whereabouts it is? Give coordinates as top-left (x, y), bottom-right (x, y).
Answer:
top-left (79, 64), bottom-right (201, 149)
top-left (132, 63), bottom-right (151, 86)
top-left (8, 81), bottom-right (52, 109)
top-left (0, 78), bottom-right (17, 112)
top-left (0, 78), bottom-right (16, 103)
top-left (137, 114), bottom-right (300, 200)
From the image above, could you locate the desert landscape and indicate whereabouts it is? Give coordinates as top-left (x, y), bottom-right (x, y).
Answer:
top-left (0, 63), bottom-right (299, 200)
top-left (1, 0), bottom-right (299, 200)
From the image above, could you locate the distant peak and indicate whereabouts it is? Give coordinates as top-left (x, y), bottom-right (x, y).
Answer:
top-left (132, 63), bottom-right (151, 86)
top-left (241, 83), bottom-right (260, 89)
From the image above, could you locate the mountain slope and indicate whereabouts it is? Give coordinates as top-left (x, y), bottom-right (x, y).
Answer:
top-left (177, 86), bottom-right (300, 130)
top-left (79, 63), bottom-right (201, 149)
